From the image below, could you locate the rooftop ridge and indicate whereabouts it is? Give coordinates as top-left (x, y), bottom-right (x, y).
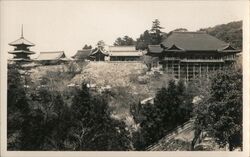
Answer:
top-left (40, 51), bottom-right (64, 53)
top-left (109, 45), bottom-right (135, 47)
top-left (40, 51), bottom-right (64, 54)
top-left (80, 48), bottom-right (92, 50)
top-left (172, 31), bottom-right (206, 34)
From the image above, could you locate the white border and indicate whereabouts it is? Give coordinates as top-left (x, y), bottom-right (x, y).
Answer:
top-left (1, 0), bottom-right (249, 157)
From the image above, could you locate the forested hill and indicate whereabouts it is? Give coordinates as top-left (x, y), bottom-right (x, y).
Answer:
top-left (199, 21), bottom-right (242, 49)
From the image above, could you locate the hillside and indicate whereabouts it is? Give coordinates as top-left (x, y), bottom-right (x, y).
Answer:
top-left (199, 21), bottom-right (242, 49)
top-left (29, 62), bottom-right (173, 119)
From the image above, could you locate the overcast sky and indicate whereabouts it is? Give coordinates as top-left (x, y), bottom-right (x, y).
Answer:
top-left (0, 0), bottom-right (248, 58)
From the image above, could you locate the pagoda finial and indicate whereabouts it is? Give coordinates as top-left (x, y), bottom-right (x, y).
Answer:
top-left (21, 24), bottom-right (23, 38)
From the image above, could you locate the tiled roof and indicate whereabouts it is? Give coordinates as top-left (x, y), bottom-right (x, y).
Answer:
top-left (162, 32), bottom-right (233, 51)
top-left (109, 46), bottom-right (136, 52)
top-left (148, 45), bottom-right (164, 53)
top-left (109, 51), bottom-right (143, 57)
top-left (8, 50), bottom-right (35, 54)
top-left (36, 51), bottom-right (66, 60)
top-left (91, 48), bottom-right (109, 55)
top-left (72, 49), bottom-right (92, 59)
top-left (8, 58), bottom-right (32, 62)
top-left (108, 46), bottom-right (142, 56)
top-left (9, 37), bottom-right (35, 46)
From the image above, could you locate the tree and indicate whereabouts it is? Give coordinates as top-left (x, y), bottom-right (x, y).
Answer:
top-left (114, 35), bottom-right (135, 46)
top-left (198, 21), bottom-right (242, 49)
top-left (172, 28), bottom-right (188, 32)
top-left (19, 86), bottom-right (70, 150)
top-left (96, 40), bottom-right (105, 50)
top-left (133, 79), bottom-right (193, 150)
top-left (136, 19), bottom-right (164, 50)
top-left (69, 83), bottom-right (132, 150)
top-left (136, 30), bottom-right (152, 50)
top-left (150, 19), bottom-right (164, 45)
top-left (150, 19), bottom-right (164, 34)
top-left (194, 68), bottom-right (242, 151)
top-left (7, 63), bottom-right (30, 150)
top-left (83, 44), bottom-right (92, 49)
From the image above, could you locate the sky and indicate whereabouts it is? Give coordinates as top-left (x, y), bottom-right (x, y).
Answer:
top-left (0, 0), bottom-right (248, 58)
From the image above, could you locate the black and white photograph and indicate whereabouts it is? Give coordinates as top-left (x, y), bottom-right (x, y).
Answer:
top-left (0, 0), bottom-right (249, 156)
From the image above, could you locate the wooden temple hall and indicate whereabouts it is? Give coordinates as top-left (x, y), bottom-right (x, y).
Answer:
top-left (147, 32), bottom-right (241, 80)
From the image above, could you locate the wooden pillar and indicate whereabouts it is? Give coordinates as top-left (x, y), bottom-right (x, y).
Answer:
top-left (193, 64), bottom-right (195, 79)
top-left (172, 61), bottom-right (174, 76)
top-left (178, 62), bottom-right (180, 79)
top-left (166, 62), bottom-right (168, 74)
top-left (199, 63), bottom-right (201, 77)
top-left (187, 63), bottom-right (189, 81)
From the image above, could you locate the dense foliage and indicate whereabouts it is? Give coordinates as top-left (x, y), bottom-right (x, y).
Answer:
top-left (7, 64), bottom-right (30, 150)
top-left (194, 67), bottom-right (242, 151)
top-left (114, 35), bottom-right (135, 46)
top-left (131, 80), bottom-right (193, 150)
top-left (7, 64), bottom-right (132, 150)
top-left (69, 84), bottom-right (132, 150)
top-left (199, 21), bottom-right (242, 49)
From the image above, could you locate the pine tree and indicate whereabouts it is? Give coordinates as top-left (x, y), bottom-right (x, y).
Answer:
top-left (136, 19), bottom-right (164, 50)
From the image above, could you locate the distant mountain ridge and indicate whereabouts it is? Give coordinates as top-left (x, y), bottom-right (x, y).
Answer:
top-left (199, 21), bottom-right (242, 49)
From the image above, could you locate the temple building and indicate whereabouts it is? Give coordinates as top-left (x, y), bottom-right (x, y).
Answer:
top-left (35, 51), bottom-right (70, 65)
top-left (8, 26), bottom-right (35, 61)
top-left (89, 48), bottom-right (109, 61)
top-left (108, 46), bottom-right (143, 61)
top-left (147, 31), bottom-right (241, 80)
top-left (72, 48), bottom-right (92, 61)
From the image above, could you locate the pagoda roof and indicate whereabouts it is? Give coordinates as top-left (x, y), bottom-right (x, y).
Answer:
top-left (36, 51), bottom-right (67, 60)
top-left (8, 58), bottom-right (32, 62)
top-left (161, 32), bottom-right (240, 52)
top-left (8, 50), bottom-right (35, 54)
top-left (9, 37), bottom-right (35, 47)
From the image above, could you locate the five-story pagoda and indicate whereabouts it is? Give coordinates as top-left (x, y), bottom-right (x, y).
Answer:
top-left (8, 26), bottom-right (35, 61)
